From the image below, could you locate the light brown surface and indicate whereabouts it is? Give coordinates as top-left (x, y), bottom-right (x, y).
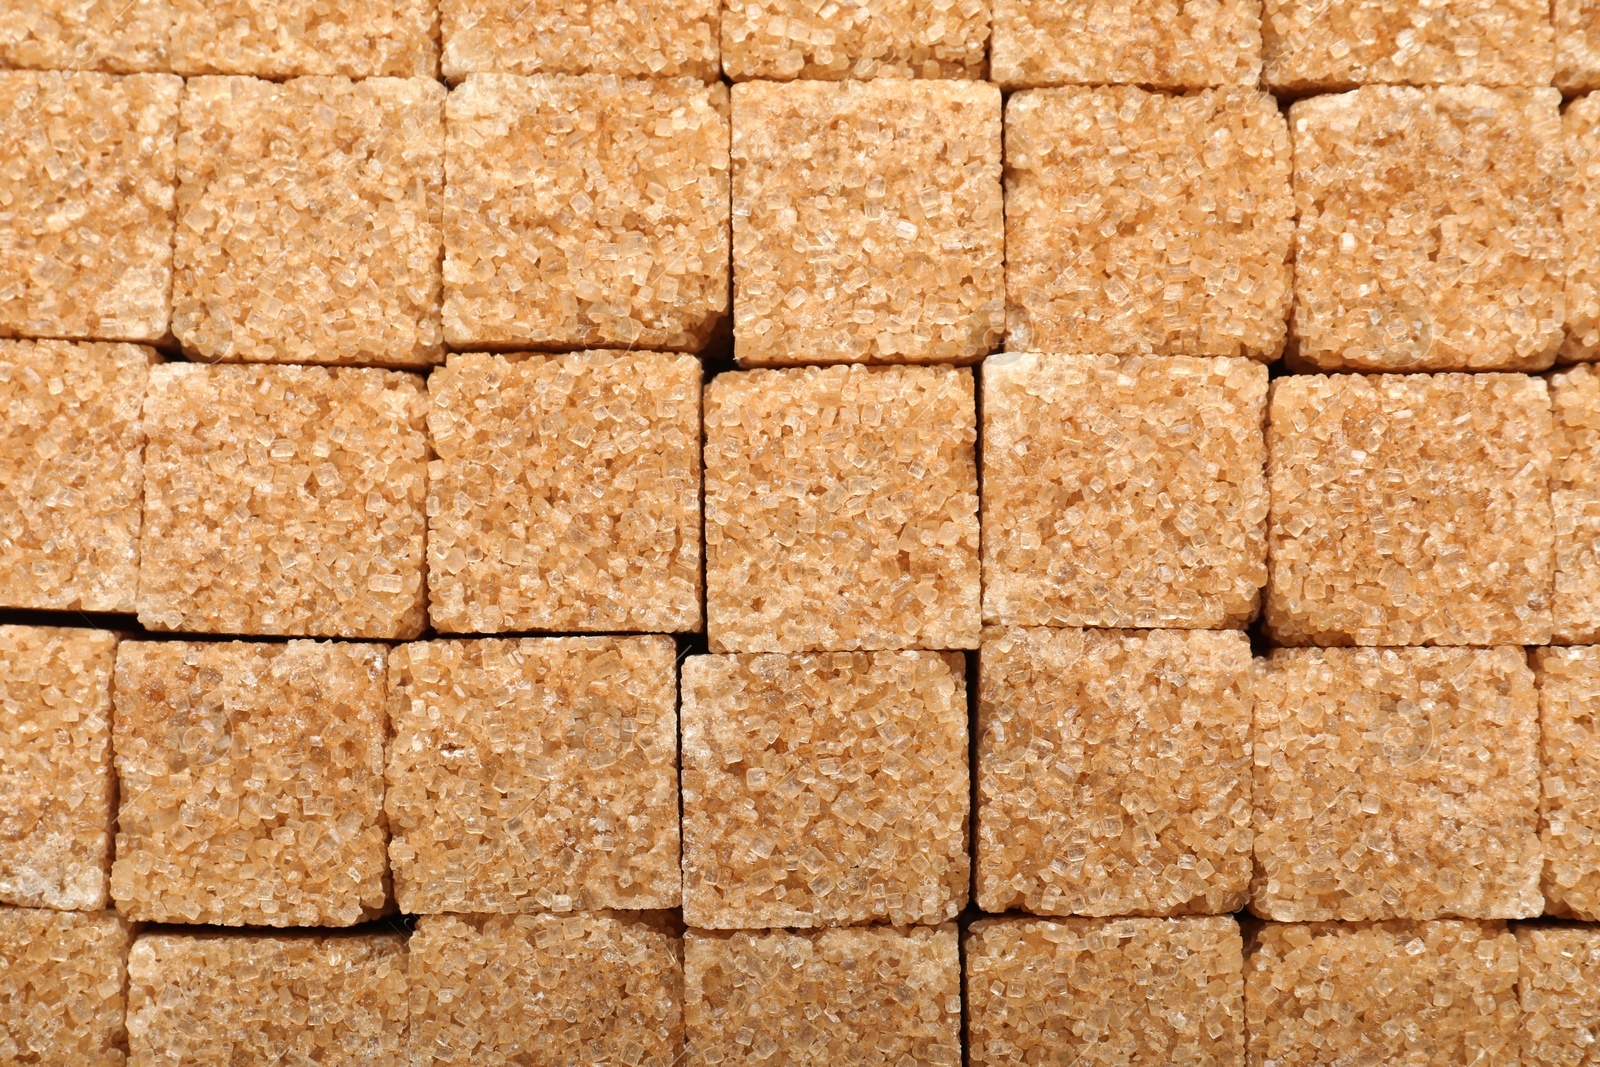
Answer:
top-left (0, 907), bottom-right (132, 1067)
top-left (1559, 0), bottom-right (1600, 91)
top-left (1289, 87), bottom-right (1564, 372)
top-left (1553, 364), bottom-right (1600, 644)
top-left (1252, 647), bottom-right (1543, 922)
top-left (1265, 373), bottom-right (1554, 648)
top-left (110, 639), bottom-right (391, 927)
top-left (440, 0), bottom-right (718, 79)
top-left (1535, 646), bottom-right (1600, 921)
top-left (1564, 98), bottom-right (1600, 366)
top-left (721, 0), bottom-right (990, 80)
top-left (170, 0), bottom-right (438, 77)
top-left (1004, 88), bottom-right (1292, 361)
top-left (137, 363), bottom-right (429, 639)
top-left (426, 351), bottom-right (702, 634)
top-left (1517, 925), bottom-right (1600, 1067)
top-left (705, 364), bottom-right (981, 652)
top-left (386, 636), bottom-right (680, 915)
top-left (730, 79), bottom-right (1003, 367)
top-left (0, 1), bottom-right (170, 72)
top-left (681, 651), bottom-right (968, 928)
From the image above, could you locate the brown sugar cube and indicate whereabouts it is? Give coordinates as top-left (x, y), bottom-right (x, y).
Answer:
top-left (967, 916), bottom-right (1245, 1067)
top-left (1252, 647), bottom-right (1542, 922)
top-left (684, 925), bottom-right (960, 1067)
top-left (989, 0), bottom-right (1262, 89)
top-left (110, 639), bottom-right (390, 927)
top-left (1289, 87), bottom-right (1563, 372)
top-left (1004, 89), bottom-right (1293, 361)
top-left (173, 75), bottom-right (445, 368)
top-left (1517, 925), bottom-right (1600, 1067)
top-left (731, 79), bottom-right (1002, 366)
top-left (681, 651), bottom-right (968, 929)
top-left (1246, 920), bottom-right (1520, 1067)
top-left (0, 340), bottom-right (152, 613)
top-left (1261, 0), bottom-right (1555, 93)
top-left (169, 0), bottom-right (438, 78)
top-left (427, 351), bottom-right (702, 634)
top-left (704, 364), bottom-right (981, 653)
top-left (0, 627), bottom-right (116, 912)
top-left (720, 0), bottom-right (990, 81)
top-left (444, 74), bottom-right (729, 353)
top-left (977, 627), bottom-right (1253, 918)
top-left (1534, 647), bottom-right (1600, 920)
top-left (439, 0), bottom-right (717, 80)
top-left (1559, 2), bottom-right (1600, 90)
top-left (982, 354), bottom-right (1268, 630)
top-left (137, 363), bottom-right (428, 640)
top-left (126, 931), bottom-right (407, 1066)
top-left (386, 636), bottom-right (680, 915)
top-left (409, 912), bottom-right (683, 1067)
top-left (0, 71), bottom-right (179, 344)
top-left (1564, 97), bottom-right (1600, 366)
top-left (0, 1), bottom-right (170, 72)
top-left (0, 907), bottom-right (132, 1067)
top-left (1266, 373), bottom-right (1554, 647)
top-left (1552, 364), bottom-right (1600, 644)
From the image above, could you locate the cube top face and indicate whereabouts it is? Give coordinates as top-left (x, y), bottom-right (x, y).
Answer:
top-left (681, 651), bottom-right (969, 929)
top-left (0, 339), bottom-right (152, 613)
top-left (966, 916), bottom-right (1245, 1067)
top-left (704, 364), bottom-right (981, 652)
top-left (0, 907), bottom-right (132, 1067)
top-left (386, 636), bottom-right (680, 915)
top-left (173, 75), bottom-right (446, 368)
top-left (1563, 97), bottom-right (1600, 365)
top-left (1553, 365), bottom-right (1600, 643)
top-left (1252, 647), bottom-right (1543, 922)
top-left (684, 925), bottom-right (961, 1067)
top-left (110, 639), bottom-right (391, 927)
top-left (0, 70), bottom-right (180, 344)
top-left (1534, 646), bottom-right (1600, 920)
top-left (981, 353), bottom-right (1269, 630)
top-left (730, 79), bottom-right (1004, 367)
top-left (977, 627), bottom-right (1253, 918)
top-left (0, 0), bottom-right (171, 73)
top-left (169, 0), bottom-right (440, 78)
top-left (0, 627), bottom-right (117, 913)
top-left (126, 931), bottom-right (408, 1067)
top-left (1004, 89), bottom-right (1294, 362)
top-left (137, 363), bottom-right (429, 640)
top-left (1266, 373), bottom-right (1554, 648)
top-left (427, 350), bottom-right (702, 635)
top-left (1261, 0), bottom-right (1556, 93)
top-left (1289, 86), bottom-right (1564, 373)
top-left (1557, 0), bottom-right (1600, 91)
top-left (720, 0), bottom-right (991, 81)
top-left (409, 912), bottom-right (684, 1067)
top-left (1517, 925), bottom-right (1600, 1067)
top-left (439, 0), bottom-right (719, 80)
top-left (989, 0), bottom-right (1263, 89)
top-left (1245, 920), bottom-right (1521, 1067)
top-left (443, 74), bottom-right (730, 353)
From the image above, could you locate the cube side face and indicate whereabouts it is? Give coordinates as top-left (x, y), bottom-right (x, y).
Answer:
top-left (439, 0), bottom-right (719, 80)
top-left (443, 74), bottom-right (730, 352)
top-left (137, 363), bottom-right (430, 639)
top-left (0, 340), bottom-right (152, 613)
top-left (1251, 647), bottom-right (1543, 922)
top-left (1289, 86), bottom-right (1564, 372)
top-left (0, 71), bottom-right (179, 344)
top-left (1003, 90), bottom-right (1293, 361)
top-left (1553, 364), bottom-right (1600, 643)
top-left (427, 351), bottom-right (703, 634)
top-left (0, 627), bottom-right (118, 912)
top-left (110, 640), bottom-right (391, 927)
top-left (409, 912), bottom-right (684, 1067)
top-left (981, 353), bottom-right (1269, 629)
top-left (0, 907), bottom-right (132, 1067)
top-left (704, 364), bottom-right (981, 652)
top-left (1245, 920), bottom-right (1521, 1067)
top-left (1557, 0), bottom-right (1600, 91)
top-left (684, 925), bottom-right (961, 1067)
top-left (1534, 646), bottom-right (1600, 920)
top-left (169, 0), bottom-right (440, 78)
top-left (0, 0), bottom-right (171, 72)
top-left (386, 636), bottom-right (681, 914)
top-left (1516, 926), bottom-right (1600, 1067)
top-left (1265, 373), bottom-right (1555, 648)
top-left (719, 0), bottom-right (991, 81)
top-left (988, 0), bottom-right (1262, 89)
top-left (126, 932), bottom-right (408, 1066)
top-left (977, 627), bottom-right (1253, 917)
top-left (173, 75), bottom-right (446, 368)
top-left (1564, 96), bottom-right (1600, 365)
top-left (730, 80), bottom-right (1003, 367)
top-left (681, 651), bottom-right (969, 929)
top-left (966, 916), bottom-right (1244, 1067)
